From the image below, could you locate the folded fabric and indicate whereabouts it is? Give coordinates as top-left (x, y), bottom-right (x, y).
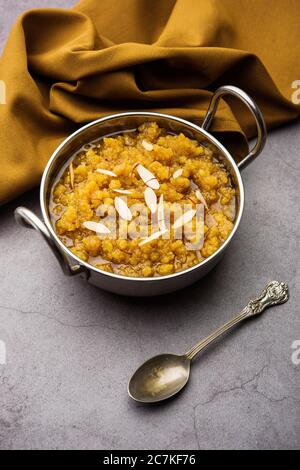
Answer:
top-left (0, 0), bottom-right (299, 204)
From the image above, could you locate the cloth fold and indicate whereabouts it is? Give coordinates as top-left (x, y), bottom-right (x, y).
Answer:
top-left (0, 0), bottom-right (299, 204)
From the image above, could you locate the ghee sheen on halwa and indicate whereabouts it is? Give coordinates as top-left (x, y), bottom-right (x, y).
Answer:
top-left (50, 123), bottom-right (236, 277)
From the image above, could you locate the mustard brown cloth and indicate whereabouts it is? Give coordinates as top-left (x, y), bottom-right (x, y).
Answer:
top-left (0, 0), bottom-right (300, 204)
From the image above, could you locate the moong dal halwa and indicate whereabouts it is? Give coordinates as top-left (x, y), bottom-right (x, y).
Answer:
top-left (50, 123), bottom-right (236, 277)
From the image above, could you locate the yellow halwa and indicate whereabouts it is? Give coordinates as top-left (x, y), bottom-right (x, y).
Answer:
top-left (50, 122), bottom-right (236, 277)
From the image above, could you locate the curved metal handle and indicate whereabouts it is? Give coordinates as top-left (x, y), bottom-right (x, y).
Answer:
top-left (14, 206), bottom-right (84, 277)
top-left (185, 281), bottom-right (289, 360)
top-left (201, 85), bottom-right (267, 170)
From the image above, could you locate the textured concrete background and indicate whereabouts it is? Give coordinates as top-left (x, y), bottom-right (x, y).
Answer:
top-left (0, 0), bottom-right (299, 450)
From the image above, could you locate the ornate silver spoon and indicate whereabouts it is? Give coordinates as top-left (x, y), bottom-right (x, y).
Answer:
top-left (128, 281), bottom-right (289, 403)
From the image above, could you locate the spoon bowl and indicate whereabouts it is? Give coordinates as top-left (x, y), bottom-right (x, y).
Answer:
top-left (128, 354), bottom-right (190, 403)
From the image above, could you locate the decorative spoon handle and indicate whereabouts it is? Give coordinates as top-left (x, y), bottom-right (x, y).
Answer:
top-left (185, 281), bottom-right (289, 361)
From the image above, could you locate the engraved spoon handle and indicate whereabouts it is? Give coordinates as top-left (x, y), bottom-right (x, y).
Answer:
top-left (185, 281), bottom-right (289, 361)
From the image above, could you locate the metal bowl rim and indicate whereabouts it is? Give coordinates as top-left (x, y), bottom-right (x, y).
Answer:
top-left (40, 111), bottom-right (245, 283)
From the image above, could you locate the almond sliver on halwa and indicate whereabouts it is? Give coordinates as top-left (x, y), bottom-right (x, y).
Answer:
top-left (136, 164), bottom-right (160, 190)
top-left (172, 169), bottom-right (183, 179)
top-left (52, 122), bottom-right (236, 278)
top-left (144, 187), bottom-right (157, 213)
top-left (173, 209), bottom-right (196, 230)
top-left (114, 197), bottom-right (132, 221)
top-left (139, 229), bottom-right (168, 247)
top-left (83, 221), bottom-right (111, 234)
top-left (195, 189), bottom-right (209, 210)
top-left (113, 189), bottom-right (132, 195)
top-left (147, 179), bottom-right (160, 190)
top-left (96, 169), bottom-right (117, 177)
top-left (205, 213), bottom-right (217, 228)
top-left (142, 140), bottom-right (154, 151)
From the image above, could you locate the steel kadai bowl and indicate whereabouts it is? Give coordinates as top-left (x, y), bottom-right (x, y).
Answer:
top-left (15, 86), bottom-right (267, 296)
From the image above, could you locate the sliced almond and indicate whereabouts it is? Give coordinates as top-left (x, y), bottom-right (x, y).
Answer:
top-left (157, 194), bottom-right (167, 231)
top-left (146, 178), bottom-right (160, 190)
top-left (188, 196), bottom-right (198, 205)
top-left (172, 169), bottom-right (183, 179)
top-left (83, 221), bottom-right (111, 234)
top-left (142, 140), bottom-right (154, 151)
top-left (144, 187), bottom-right (157, 213)
top-left (113, 189), bottom-right (132, 195)
top-left (205, 213), bottom-right (217, 228)
top-left (139, 229), bottom-right (168, 247)
top-left (69, 162), bottom-right (74, 189)
top-left (114, 197), bottom-right (132, 221)
top-left (96, 169), bottom-right (117, 177)
top-left (173, 209), bottom-right (196, 230)
top-left (130, 161), bottom-right (140, 177)
top-left (136, 164), bottom-right (160, 190)
top-left (195, 189), bottom-right (209, 210)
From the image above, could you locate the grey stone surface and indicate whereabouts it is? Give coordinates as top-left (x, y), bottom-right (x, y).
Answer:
top-left (0, 0), bottom-right (300, 451)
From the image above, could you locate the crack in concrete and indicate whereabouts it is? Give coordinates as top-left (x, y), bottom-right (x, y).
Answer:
top-left (192, 364), bottom-right (300, 446)
top-left (192, 375), bottom-right (252, 450)
top-left (193, 407), bottom-right (201, 450)
top-left (0, 304), bottom-right (137, 335)
top-left (254, 389), bottom-right (297, 404)
top-left (279, 159), bottom-right (299, 173)
top-left (199, 364), bottom-right (268, 407)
